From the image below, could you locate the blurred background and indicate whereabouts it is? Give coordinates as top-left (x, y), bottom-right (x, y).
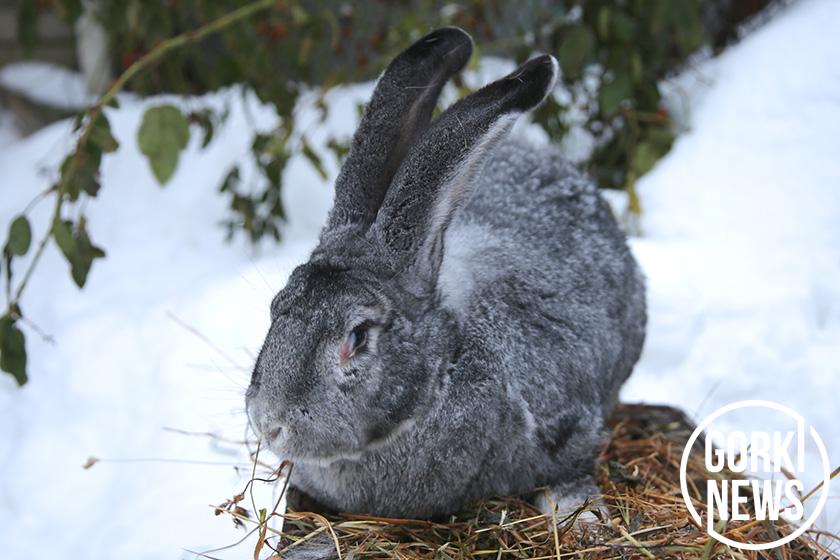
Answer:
top-left (0, 0), bottom-right (838, 558)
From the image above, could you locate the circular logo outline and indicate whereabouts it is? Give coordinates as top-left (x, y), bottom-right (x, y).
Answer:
top-left (679, 399), bottom-right (830, 551)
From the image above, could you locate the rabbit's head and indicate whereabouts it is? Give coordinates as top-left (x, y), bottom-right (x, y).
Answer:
top-left (246, 28), bottom-right (558, 462)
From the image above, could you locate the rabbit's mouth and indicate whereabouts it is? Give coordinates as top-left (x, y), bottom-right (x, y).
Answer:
top-left (277, 417), bottom-right (418, 467)
top-left (259, 421), bottom-right (361, 464)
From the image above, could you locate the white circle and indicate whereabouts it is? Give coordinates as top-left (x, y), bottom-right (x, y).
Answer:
top-left (679, 399), bottom-right (831, 551)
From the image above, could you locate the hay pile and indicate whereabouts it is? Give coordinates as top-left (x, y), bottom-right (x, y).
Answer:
top-left (215, 404), bottom-right (837, 559)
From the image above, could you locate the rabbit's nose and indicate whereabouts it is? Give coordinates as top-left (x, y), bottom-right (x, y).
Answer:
top-left (265, 425), bottom-right (283, 441)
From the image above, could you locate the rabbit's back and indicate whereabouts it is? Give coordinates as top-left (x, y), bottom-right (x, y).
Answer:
top-left (441, 137), bottom-right (646, 411)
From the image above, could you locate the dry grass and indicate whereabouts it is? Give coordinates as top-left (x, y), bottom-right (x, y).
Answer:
top-left (213, 404), bottom-right (838, 559)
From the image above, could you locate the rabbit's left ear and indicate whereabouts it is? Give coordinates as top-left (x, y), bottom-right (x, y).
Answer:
top-left (326, 27), bottom-right (473, 233)
top-left (371, 55), bottom-right (559, 277)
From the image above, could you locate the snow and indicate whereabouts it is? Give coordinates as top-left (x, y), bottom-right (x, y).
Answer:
top-left (621, 0), bottom-right (840, 534)
top-left (0, 86), bottom-right (364, 558)
top-left (0, 106), bottom-right (19, 150)
top-left (1, 0), bottom-right (838, 557)
top-left (0, 61), bottom-right (93, 110)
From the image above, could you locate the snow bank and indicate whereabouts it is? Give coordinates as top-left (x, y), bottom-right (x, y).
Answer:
top-left (0, 105), bottom-right (19, 150)
top-left (623, 0), bottom-right (840, 538)
top-left (0, 0), bottom-right (838, 557)
top-left (0, 61), bottom-right (93, 110)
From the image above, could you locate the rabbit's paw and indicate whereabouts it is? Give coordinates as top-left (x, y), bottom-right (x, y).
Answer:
top-left (533, 478), bottom-right (607, 528)
top-left (275, 533), bottom-right (339, 560)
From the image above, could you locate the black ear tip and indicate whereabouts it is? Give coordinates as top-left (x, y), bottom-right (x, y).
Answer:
top-left (403, 27), bottom-right (474, 74)
top-left (516, 54), bottom-right (559, 90)
top-left (423, 26), bottom-right (473, 48)
top-left (503, 54), bottom-right (559, 112)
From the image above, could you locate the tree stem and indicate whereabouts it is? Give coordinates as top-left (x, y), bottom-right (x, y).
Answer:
top-left (9, 0), bottom-right (275, 308)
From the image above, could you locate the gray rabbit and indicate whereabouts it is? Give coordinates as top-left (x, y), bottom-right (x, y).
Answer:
top-left (246, 27), bottom-right (646, 522)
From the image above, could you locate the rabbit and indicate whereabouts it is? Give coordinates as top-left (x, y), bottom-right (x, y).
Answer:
top-left (245, 27), bottom-right (646, 523)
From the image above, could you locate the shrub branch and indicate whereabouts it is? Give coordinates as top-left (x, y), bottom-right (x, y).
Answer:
top-left (8, 0), bottom-right (275, 310)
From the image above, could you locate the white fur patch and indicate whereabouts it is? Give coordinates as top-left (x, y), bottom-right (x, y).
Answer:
top-left (437, 223), bottom-right (503, 315)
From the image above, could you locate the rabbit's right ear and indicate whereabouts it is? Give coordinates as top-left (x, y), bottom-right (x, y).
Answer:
top-left (325, 28), bottom-right (473, 232)
top-left (371, 55), bottom-right (558, 280)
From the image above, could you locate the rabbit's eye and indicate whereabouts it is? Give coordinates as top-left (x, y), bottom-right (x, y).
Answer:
top-left (339, 323), bottom-right (369, 367)
top-left (348, 324), bottom-right (368, 352)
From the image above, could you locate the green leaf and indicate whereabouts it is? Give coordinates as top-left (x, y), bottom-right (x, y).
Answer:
top-left (599, 72), bottom-right (633, 116)
top-left (52, 217), bottom-right (105, 288)
top-left (89, 113), bottom-right (119, 153)
top-left (557, 25), bottom-right (595, 79)
top-left (138, 105), bottom-right (190, 185)
top-left (631, 142), bottom-right (659, 176)
top-left (0, 315), bottom-right (27, 385)
top-left (60, 144), bottom-right (102, 200)
top-left (301, 137), bottom-right (327, 181)
top-left (69, 223), bottom-right (105, 288)
top-left (7, 216), bottom-right (32, 256)
top-left (52, 218), bottom-right (76, 262)
top-left (645, 125), bottom-right (676, 148)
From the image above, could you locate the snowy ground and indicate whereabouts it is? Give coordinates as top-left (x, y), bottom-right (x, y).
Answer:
top-left (0, 61), bottom-right (93, 110)
top-left (622, 0), bottom-right (840, 539)
top-left (1, 0), bottom-right (838, 558)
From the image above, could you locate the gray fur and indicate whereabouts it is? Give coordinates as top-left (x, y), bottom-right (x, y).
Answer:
top-left (246, 28), bottom-right (646, 520)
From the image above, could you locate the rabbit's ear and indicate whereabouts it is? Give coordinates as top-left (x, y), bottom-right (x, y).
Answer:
top-left (326, 27), bottom-right (473, 231)
top-left (372, 55), bottom-right (559, 275)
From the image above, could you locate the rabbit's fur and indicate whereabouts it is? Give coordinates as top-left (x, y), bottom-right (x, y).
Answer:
top-left (246, 28), bottom-right (646, 520)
